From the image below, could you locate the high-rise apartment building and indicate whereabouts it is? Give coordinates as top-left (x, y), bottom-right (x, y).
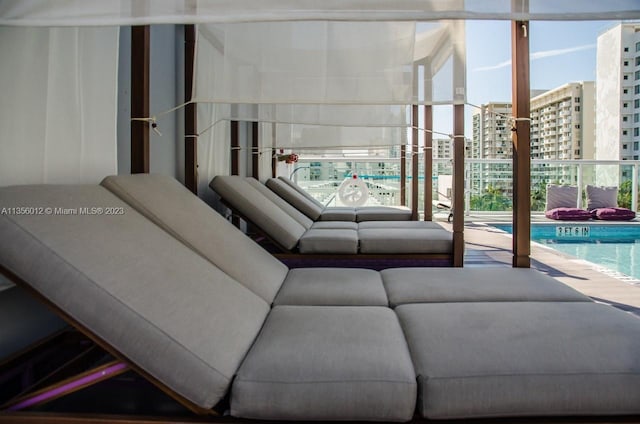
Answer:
top-left (470, 83), bottom-right (595, 193)
top-left (471, 102), bottom-right (512, 160)
top-left (596, 22), bottom-right (640, 162)
top-left (530, 82), bottom-right (595, 160)
top-left (472, 84), bottom-right (594, 162)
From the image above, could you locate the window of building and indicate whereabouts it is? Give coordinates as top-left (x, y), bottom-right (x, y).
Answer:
top-left (624, 47), bottom-right (629, 52)
top-left (635, 156), bottom-right (639, 160)
top-left (624, 89), bottom-right (629, 94)
top-left (624, 116), bottom-right (629, 122)
top-left (624, 130), bottom-right (628, 136)
top-left (636, 70), bottom-right (640, 80)
top-left (637, 57), bottom-right (640, 66)
top-left (636, 128), bottom-right (640, 137)
top-left (636, 85), bottom-right (640, 94)
top-left (623, 144), bottom-right (628, 150)
top-left (635, 142), bottom-right (639, 150)
top-left (624, 102), bottom-right (629, 108)
top-left (637, 41), bottom-right (640, 52)
top-left (624, 75), bottom-right (629, 80)
top-left (574, 106), bottom-right (580, 112)
top-left (636, 99), bottom-right (640, 108)
top-left (574, 97), bottom-right (580, 103)
top-left (624, 60), bottom-right (629, 66)
top-left (635, 113), bottom-right (640, 123)
top-left (575, 124), bottom-right (580, 129)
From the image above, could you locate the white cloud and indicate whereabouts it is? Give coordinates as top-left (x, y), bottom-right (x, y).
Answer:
top-left (473, 43), bottom-right (596, 72)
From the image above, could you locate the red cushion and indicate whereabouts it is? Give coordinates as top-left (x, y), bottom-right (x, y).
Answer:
top-left (591, 207), bottom-right (636, 221)
top-left (545, 207), bottom-right (591, 221)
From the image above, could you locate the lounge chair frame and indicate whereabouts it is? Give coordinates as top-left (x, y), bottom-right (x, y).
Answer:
top-left (219, 199), bottom-right (454, 268)
top-left (0, 264), bottom-right (216, 418)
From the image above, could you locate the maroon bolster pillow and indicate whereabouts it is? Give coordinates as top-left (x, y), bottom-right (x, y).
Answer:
top-left (545, 207), bottom-right (592, 221)
top-left (591, 207), bottom-right (636, 221)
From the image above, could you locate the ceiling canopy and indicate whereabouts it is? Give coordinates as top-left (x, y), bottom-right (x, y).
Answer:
top-left (1, 0), bottom-right (639, 27)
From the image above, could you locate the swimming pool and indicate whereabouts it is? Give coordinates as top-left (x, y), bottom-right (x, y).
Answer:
top-left (492, 223), bottom-right (640, 281)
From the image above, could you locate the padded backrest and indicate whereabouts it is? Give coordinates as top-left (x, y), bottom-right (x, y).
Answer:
top-left (244, 177), bottom-right (313, 229)
top-left (266, 178), bottom-right (324, 221)
top-left (545, 184), bottom-right (578, 210)
top-left (278, 176), bottom-right (325, 208)
top-left (0, 185), bottom-right (269, 409)
top-left (210, 176), bottom-right (307, 250)
top-left (102, 174), bottom-right (288, 303)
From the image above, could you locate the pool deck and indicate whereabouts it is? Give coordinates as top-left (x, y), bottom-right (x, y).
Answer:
top-left (438, 215), bottom-right (640, 316)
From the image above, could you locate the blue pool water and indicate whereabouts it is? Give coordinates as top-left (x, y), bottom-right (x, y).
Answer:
top-left (492, 223), bottom-right (640, 280)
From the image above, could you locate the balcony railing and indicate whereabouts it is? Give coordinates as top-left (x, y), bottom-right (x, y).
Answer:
top-left (292, 157), bottom-right (640, 216)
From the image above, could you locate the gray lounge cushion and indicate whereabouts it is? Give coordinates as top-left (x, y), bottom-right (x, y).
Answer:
top-left (545, 184), bottom-right (578, 210)
top-left (0, 185), bottom-right (269, 409)
top-left (396, 302), bottom-right (640, 419)
top-left (211, 175), bottom-right (306, 250)
top-left (319, 207), bottom-right (357, 222)
top-left (274, 268), bottom-right (388, 306)
top-left (266, 178), bottom-right (324, 220)
top-left (586, 185), bottom-right (618, 210)
top-left (298, 228), bottom-right (358, 254)
top-left (277, 176), bottom-right (325, 208)
top-left (244, 177), bottom-right (314, 229)
top-left (356, 206), bottom-right (412, 222)
top-left (358, 228), bottom-right (453, 254)
top-left (311, 221), bottom-right (359, 230)
top-left (358, 220), bottom-right (445, 230)
top-left (381, 268), bottom-right (591, 307)
top-left (231, 306), bottom-right (416, 421)
top-left (102, 174), bottom-right (288, 304)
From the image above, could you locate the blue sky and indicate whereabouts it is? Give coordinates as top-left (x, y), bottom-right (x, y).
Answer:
top-left (432, 20), bottom-right (620, 138)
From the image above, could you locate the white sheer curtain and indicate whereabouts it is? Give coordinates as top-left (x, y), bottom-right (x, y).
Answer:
top-left (193, 21), bottom-right (416, 105)
top-left (0, 26), bottom-right (119, 185)
top-left (196, 103), bottom-right (230, 195)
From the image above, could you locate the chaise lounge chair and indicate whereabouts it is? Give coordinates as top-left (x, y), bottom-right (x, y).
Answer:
top-left (1, 175), bottom-right (640, 421)
top-left (210, 175), bottom-right (453, 267)
top-left (586, 184), bottom-right (636, 221)
top-left (544, 184), bottom-right (591, 220)
top-left (268, 176), bottom-right (413, 222)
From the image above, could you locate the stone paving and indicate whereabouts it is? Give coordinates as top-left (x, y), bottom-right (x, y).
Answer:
top-left (449, 220), bottom-right (640, 316)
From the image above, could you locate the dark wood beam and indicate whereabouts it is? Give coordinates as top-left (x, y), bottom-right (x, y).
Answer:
top-left (452, 104), bottom-right (465, 267)
top-left (423, 105), bottom-right (433, 221)
top-left (252, 122), bottom-right (259, 178)
top-left (400, 144), bottom-right (406, 206)
top-left (230, 120), bottom-right (239, 175)
top-left (184, 25), bottom-right (197, 194)
top-left (411, 105), bottom-right (419, 220)
top-left (130, 26), bottom-right (150, 174)
top-left (511, 20), bottom-right (531, 268)
top-left (271, 123), bottom-right (277, 178)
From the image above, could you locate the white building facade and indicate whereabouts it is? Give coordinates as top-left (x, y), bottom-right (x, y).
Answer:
top-left (596, 22), bottom-right (640, 163)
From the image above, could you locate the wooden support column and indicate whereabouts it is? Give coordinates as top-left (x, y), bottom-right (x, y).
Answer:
top-left (184, 25), bottom-right (197, 194)
top-left (131, 26), bottom-right (150, 174)
top-left (452, 104), bottom-right (465, 267)
top-left (423, 105), bottom-right (433, 221)
top-left (271, 123), bottom-right (277, 178)
top-left (231, 120), bottom-right (239, 175)
top-left (252, 122), bottom-right (259, 178)
top-left (400, 144), bottom-right (407, 206)
top-left (511, 20), bottom-right (531, 268)
top-left (411, 105), bottom-right (419, 220)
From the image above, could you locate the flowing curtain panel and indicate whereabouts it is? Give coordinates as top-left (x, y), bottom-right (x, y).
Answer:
top-left (0, 26), bottom-right (119, 185)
